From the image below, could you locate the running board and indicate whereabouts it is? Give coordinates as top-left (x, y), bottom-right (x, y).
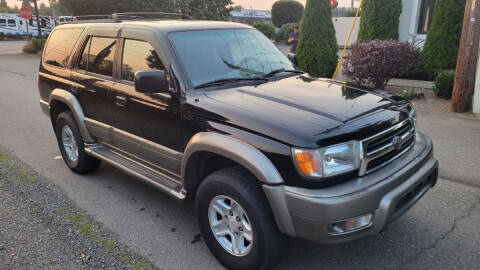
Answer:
top-left (85, 144), bottom-right (186, 201)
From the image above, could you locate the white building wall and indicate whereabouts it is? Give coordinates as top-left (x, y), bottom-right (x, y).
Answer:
top-left (398, 0), bottom-right (427, 45)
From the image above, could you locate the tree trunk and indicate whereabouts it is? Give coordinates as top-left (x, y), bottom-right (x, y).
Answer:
top-left (450, 0), bottom-right (480, 112)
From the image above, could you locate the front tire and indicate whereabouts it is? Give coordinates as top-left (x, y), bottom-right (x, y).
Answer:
top-left (196, 166), bottom-right (286, 270)
top-left (55, 111), bottom-right (101, 174)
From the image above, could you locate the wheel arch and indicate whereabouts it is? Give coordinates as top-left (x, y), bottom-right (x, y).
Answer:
top-left (181, 132), bottom-right (284, 197)
top-left (49, 89), bottom-right (95, 143)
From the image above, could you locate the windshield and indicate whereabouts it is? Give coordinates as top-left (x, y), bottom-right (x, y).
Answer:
top-left (170, 29), bottom-right (295, 88)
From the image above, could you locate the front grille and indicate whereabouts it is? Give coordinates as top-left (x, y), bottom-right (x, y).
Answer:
top-left (359, 119), bottom-right (415, 175)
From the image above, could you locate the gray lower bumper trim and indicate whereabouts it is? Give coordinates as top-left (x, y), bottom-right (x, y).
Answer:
top-left (263, 132), bottom-right (438, 243)
top-left (40, 99), bottom-right (49, 116)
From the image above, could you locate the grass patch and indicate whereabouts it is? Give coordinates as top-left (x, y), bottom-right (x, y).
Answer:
top-left (64, 212), bottom-right (151, 269)
top-left (15, 170), bottom-right (37, 183)
top-left (0, 151), bottom-right (10, 162)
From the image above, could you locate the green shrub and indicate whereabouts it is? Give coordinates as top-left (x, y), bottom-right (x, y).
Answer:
top-left (358, 0), bottom-right (402, 40)
top-left (296, 0), bottom-right (338, 78)
top-left (274, 22), bottom-right (298, 43)
top-left (433, 70), bottom-right (455, 99)
top-left (31, 38), bottom-right (46, 51)
top-left (422, 0), bottom-right (465, 78)
top-left (22, 38), bottom-right (47, 54)
top-left (253, 21), bottom-right (275, 39)
top-left (396, 39), bottom-right (429, 80)
top-left (271, 0), bottom-right (304, 28)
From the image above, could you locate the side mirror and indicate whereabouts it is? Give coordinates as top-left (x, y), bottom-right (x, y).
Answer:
top-left (134, 70), bottom-right (169, 93)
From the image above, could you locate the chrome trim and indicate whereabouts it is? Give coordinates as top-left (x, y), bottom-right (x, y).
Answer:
top-left (359, 119), bottom-right (415, 176)
top-left (39, 99), bottom-right (50, 116)
top-left (49, 89), bottom-right (95, 143)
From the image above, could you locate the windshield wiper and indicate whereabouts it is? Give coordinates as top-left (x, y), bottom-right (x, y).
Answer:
top-left (195, 77), bottom-right (268, 89)
top-left (263, 68), bottom-right (304, 78)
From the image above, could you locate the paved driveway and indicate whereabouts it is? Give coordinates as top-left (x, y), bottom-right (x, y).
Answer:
top-left (0, 49), bottom-right (479, 269)
top-left (0, 40), bottom-right (26, 55)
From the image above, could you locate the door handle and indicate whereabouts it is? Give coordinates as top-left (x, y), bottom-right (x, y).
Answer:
top-left (116, 96), bottom-right (127, 107)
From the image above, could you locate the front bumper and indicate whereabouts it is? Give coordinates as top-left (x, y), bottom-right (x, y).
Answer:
top-left (263, 132), bottom-right (438, 244)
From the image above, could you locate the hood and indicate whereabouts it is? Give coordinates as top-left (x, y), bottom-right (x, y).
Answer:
top-left (195, 76), bottom-right (410, 147)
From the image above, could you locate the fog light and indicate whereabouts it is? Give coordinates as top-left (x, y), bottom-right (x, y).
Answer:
top-left (329, 213), bottom-right (373, 234)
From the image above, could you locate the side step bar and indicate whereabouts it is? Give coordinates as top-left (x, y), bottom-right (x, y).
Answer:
top-left (85, 144), bottom-right (186, 201)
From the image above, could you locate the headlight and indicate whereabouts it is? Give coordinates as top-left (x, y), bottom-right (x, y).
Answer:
top-left (409, 106), bottom-right (417, 127)
top-left (292, 140), bottom-right (360, 178)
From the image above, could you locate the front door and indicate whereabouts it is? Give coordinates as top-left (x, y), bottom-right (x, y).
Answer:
top-left (110, 39), bottom-right (182, 175)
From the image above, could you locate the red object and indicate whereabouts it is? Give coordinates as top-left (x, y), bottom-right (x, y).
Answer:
top-left (19, 7), bottom-right (33, 20)
top-left (331, 0), bottom-right (338, 9)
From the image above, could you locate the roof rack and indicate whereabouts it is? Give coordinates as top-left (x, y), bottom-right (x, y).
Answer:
top-left (112, 12), bottom-right (192, 20)
top-left (65, 12), bottom-right (191, 24)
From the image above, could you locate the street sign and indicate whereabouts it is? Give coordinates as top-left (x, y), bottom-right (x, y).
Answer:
top-left (19, 8), bottom-right (33, 20)
top-left (331, 0), bottom-right (339, 9)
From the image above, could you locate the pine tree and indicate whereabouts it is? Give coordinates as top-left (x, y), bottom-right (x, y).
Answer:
top-left (422, 0), bottom-right (466, 78)
top-left (357, 0), bottom-right (402, 40)
top-left (296, 0), bottom-right (338, 77)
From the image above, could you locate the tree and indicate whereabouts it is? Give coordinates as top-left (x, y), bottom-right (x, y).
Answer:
top-left (0, 0), bottom-right (7, 8)
top-left (271, 0), bottom-right (304, 28)
top-left (357, 0), bottom-right (402, 40)
top-left (296, 0), bottom-right (338, 77)
top-left (58, 0), bottom-right (232, 20)
top-left (174, 0), bottom-right (233, 20)
top-left (422, 0), bottom-right (466, 78)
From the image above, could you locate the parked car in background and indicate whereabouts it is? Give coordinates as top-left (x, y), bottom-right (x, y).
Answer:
top-left (38, 13), bottom-right (438, 270)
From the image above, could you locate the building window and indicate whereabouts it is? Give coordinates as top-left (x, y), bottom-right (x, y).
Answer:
top-left (417, 0), bottom-right (436, 34)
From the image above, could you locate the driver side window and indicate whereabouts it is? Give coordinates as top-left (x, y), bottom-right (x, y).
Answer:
top-left (121, 39), bottom-right (165, 82)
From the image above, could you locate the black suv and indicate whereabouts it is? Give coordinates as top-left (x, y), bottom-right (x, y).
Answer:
top-left (38, 14), bottom-right (438, 270)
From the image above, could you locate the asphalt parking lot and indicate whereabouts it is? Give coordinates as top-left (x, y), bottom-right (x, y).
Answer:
top-left (0, 43), bottom-right (479, 269)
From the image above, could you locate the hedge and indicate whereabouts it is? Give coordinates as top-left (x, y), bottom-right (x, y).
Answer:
top-left (253, 21), bottom-right (275, 39)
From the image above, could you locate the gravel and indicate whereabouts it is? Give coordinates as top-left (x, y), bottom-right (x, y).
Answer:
top-left (0, 149), bottom-right (156, 270)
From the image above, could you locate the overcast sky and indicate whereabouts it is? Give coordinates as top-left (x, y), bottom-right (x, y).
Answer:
top-left (5, 0), bottom-right (50, 8)
top-left (5, 0), bottom-right (359, 11)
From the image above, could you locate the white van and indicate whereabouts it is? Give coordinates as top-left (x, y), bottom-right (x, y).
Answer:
top-left (0, 13), bottom-right (55, 37)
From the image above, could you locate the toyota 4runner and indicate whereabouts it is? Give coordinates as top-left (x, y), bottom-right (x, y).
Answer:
top-left (38, 13), bottom-right (438, 270)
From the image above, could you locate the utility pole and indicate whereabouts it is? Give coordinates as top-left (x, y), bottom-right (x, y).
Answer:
top-left (450, 0), bottom-right (480, 112)
top-left (32, 0), bottom-right (41, 37)
top-left (351, 0), bottom-right (354, 9)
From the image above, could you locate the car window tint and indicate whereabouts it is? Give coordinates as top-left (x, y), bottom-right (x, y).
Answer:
top-left (0, 19), bottom-right (6, 26)
top-left (78, 37), bottom-right (91, 71)
top-left (8, 20), bottom-right (16, 27)
top-left (121, 39), bottom-right (164, 82)
top-left (43, 28), bottom-right (83, 68)
top-left (87, 37), bottom-right (116, 77)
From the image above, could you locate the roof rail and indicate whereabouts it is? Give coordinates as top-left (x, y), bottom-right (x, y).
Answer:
top-left (112, 12), bottom-right (192, 20)
top-left (63, 12), bottom-right (192, 24)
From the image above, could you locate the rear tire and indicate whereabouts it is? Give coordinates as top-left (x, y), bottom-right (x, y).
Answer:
top-left (196, 166), bottom-right (287, 270)
top-left (55, 111), bottom-right (101, 174)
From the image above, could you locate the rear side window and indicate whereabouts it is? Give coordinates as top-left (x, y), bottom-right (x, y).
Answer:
top-left (0, 19), bottom-right (6, 26)
top-left (78, 36), bottom-right (117, 77)
top-left (8, 20), bottom-right (16, 27)
top-left (121, 39), bottom-right (165, 82)
top-left (43, 28), bottom-right (83, 68)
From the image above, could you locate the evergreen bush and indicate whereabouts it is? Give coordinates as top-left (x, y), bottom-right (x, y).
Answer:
top-left (271, 0), bottom-right (304, 28)
top-left (358, 0), bottom-right (402, 40)
top-left (296, 0), bottom-right (338, 77)
top-left (422, 0), bottom-right (465, 78)
top-left (433, 70), bottom-right (455, 99)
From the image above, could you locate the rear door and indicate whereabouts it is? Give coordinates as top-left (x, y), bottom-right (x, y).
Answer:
top-left (70, 35), bottom-right (118, 143)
